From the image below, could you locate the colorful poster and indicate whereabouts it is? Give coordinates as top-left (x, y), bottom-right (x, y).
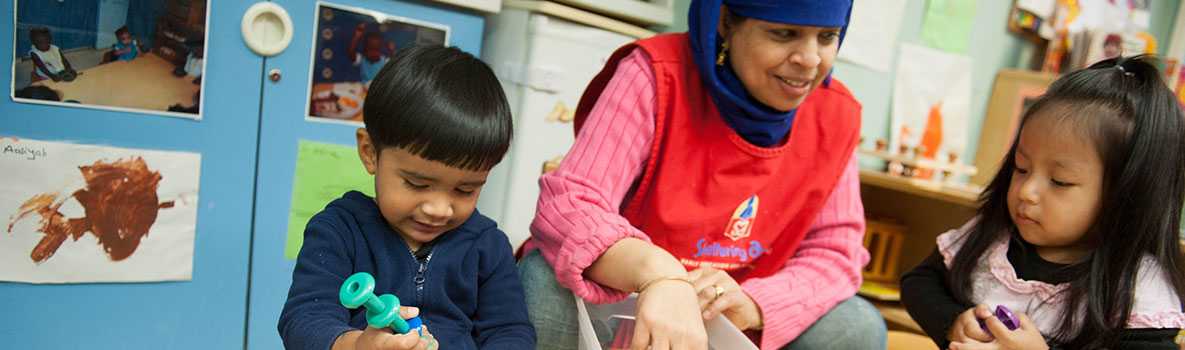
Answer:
top-left (12, 0), bottom-right (208, 118)
top-left (306, 2), bottom-right (450, 125)
top-left (285, 141), bottom-right (374, 259)
top-left (920, 0), bottom-right (977, 53)
top-left (838, 0), bottom-right (908, 72)
top-left (891, 44), bottom-right (972, 179)
top-left (0, 137), bottom-right (200, 283)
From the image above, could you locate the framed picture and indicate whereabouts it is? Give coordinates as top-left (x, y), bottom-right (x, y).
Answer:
top-left (305, 2), bottom-right (450, 126)
top-left (970, 69), bottom-right (1056, 187)
top-left (11, 0), bottom-right (208, 119)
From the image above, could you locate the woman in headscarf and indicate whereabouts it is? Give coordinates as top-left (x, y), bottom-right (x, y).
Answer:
top-left (517, 0), bottom-right (887, 349)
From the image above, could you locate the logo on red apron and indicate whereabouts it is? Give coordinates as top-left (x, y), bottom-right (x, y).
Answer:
top-left (724, 195), bottom-right (758, 241)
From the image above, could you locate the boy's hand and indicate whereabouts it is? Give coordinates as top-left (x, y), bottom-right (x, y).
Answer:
top-left (948, 305), bottom-right (994, 344)
top-left (355, 327), bottom-right (433, 350)
top-left (336, 306), bottom-right (437, 350)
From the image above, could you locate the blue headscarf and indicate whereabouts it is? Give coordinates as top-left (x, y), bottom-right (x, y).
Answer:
top-left (688, 0), bottom-right (852, 147)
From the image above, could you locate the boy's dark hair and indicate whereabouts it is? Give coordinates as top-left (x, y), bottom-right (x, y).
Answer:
top-left (115, 26), bottom-right (129, 37)
top-left (15, 85), bottom-right (60, 101)
top-left (362, 45), bottom-right (512, 171)
top-left (29, 27), bottom-right (50, 41)
top-left (948, 55), bottom-right (1185, 348)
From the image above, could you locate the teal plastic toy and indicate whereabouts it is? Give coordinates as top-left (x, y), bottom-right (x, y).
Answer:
top-left (339, 272), bottom-right (423, 335)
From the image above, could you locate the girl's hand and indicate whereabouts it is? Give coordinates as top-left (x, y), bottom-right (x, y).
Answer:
top-left (949, 305), bottom-right (994, 343)
top-left (632, 278), bottom-right (708, 350)
top-left (688, 267), bottom-right (762, 331)
top-left (950, 312), bottom-right (1048, 350)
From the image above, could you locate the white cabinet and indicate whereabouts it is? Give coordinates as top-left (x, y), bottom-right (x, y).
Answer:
top-left (478, 2), bottom-right (651, 248)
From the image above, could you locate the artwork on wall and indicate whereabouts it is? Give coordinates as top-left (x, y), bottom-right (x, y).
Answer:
top-left (11, 0), bottom-right (208, 119)
top-left (306, 2), bottom-right (450, 125)
top-left (891, 43), bottom-right (972, 181)
top-left (0, 137), bottom-right (200, 283)
top-left (285, 140), bottom-right (373, 260)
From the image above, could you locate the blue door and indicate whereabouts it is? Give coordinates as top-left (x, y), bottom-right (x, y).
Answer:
top-left (245, 0), bottom-right (485, 348)
top-left (0, 1), bottom-right (264, 349)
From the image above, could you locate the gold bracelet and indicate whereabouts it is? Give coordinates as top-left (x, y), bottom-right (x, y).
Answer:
top-left (637, 275), bottom-right (693, 293)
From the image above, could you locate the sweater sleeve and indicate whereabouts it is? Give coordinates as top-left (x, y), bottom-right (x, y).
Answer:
top-left (528, 48), bottom-right (657, 304)
top-left (474, 227), bottom-right (537, 349)
top-left (900, 248), bottom-right (971, 349)
top-left (277, 211), bottom-right (359, 350)
top-left (738, 155), bottom-right (872, 350)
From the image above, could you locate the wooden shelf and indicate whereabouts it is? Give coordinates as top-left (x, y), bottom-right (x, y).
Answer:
top-left (874, 301), bottom-right (924, 334)
top-left (859, 169), bottom-right (980, 208)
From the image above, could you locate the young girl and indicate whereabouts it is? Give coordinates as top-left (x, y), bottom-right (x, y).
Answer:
top-left (902, 56), bottom-right (1185, 349)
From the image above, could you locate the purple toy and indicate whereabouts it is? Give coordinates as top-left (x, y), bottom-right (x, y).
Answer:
top-left (979, 305), bottom-right (1020, 334)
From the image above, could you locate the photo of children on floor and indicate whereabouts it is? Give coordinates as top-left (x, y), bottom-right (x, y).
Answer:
top-left (307, 2), bottom-right (448, 124)
top-left (11, 0), bottom-right (207, 118)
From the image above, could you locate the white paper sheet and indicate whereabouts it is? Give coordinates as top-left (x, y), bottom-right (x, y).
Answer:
top-left (837, 0), bottom-right (908, 72)
top-left (0, 137), bottom-right (200, 283)
top-left (890, 44), bottom-right (972, 173)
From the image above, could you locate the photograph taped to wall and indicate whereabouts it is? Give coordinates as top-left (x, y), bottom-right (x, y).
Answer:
top-left (0, 136), bottom-right (200, 284)
top-left (10, 0), bottom-right (208, 119)
top-left (306, 2), bottom-right (450, 125)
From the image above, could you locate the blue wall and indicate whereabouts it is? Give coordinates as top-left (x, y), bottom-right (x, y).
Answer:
top-left (15, 0), bottom-right (100, 58)
top-left (1, 1), bottom-right (264, 348)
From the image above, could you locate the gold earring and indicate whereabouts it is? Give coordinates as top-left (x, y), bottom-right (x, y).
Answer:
top-left (716, 42), bottom-right (729, 66)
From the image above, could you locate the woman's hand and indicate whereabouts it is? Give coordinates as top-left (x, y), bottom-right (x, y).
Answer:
top-left (632, 278), bottom-right (709, 350)
top-left (949, 305), bottom-right (995, 344)
top-left (950, 312), bottom-right (1048, 350)
top-left (688, 267), bottom-right (763, 331)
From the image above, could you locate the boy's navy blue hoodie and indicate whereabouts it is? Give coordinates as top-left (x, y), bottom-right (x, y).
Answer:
top-left (278, 191), bottom-right (535, 349)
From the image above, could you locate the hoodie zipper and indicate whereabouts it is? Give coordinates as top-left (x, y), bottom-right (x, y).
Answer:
top-left (414, 251), bottom-right (433, 306)
top-left (408, 243), bottom-right (435, 310)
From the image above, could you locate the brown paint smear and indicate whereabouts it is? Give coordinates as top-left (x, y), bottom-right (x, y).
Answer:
top-left (7, 157), bottom-right (174, 262)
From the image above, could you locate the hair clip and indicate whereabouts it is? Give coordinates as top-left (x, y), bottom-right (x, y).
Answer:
top-left (1116, 64), bottom-right (1134, 77)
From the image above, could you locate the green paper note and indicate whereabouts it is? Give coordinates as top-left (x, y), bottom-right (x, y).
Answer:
top-left (921, 0), bottom-right (977, 54)
top-left (285, 140), bottom-right (375, 260)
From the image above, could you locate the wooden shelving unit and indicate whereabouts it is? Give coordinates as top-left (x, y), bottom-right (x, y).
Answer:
top-left (858, 170), bottom-right (980, 208)
top-left (858, 169), bottom-right (981, 336)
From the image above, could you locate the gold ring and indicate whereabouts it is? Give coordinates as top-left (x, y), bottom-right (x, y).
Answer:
top-left (713, 284), bottom-right (725, 299)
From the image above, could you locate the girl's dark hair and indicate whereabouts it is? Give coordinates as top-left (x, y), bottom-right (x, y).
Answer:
top-left (948, 55), bottom-right (1185, 348)
top-left (362, 45), bottom-right (512, 171)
